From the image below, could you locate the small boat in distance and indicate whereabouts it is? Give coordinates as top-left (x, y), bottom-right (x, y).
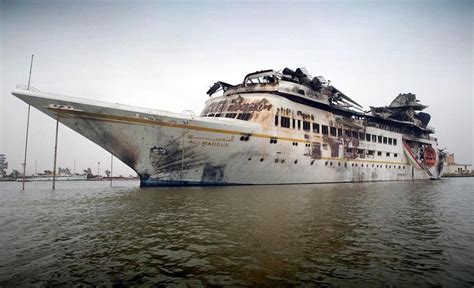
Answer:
top-left (12, 67), bottom-right (445, 186)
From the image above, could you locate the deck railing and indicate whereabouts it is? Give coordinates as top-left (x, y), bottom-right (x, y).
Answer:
top-left (16, 84), bottom-right (40, 92)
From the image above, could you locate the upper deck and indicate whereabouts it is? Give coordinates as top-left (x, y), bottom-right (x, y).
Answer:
top-left (204, 68), bottom-right (435, 139)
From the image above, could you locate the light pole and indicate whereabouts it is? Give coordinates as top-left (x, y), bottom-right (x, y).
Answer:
top-left (52, 105), bottom-right (62, 189)
top-left (110, 154), bottom-right (113, 187)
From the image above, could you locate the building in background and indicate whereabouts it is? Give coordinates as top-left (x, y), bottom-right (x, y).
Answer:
top-left (0, 154), bottom-right (8, 179)
top-left (444, 153), bottom-right (472, 175)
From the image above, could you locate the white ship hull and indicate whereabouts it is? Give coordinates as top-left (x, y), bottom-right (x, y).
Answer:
top-left (12, 88), bottom-right (443, 187)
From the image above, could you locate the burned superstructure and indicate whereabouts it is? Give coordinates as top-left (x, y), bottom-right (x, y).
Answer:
top-left (12, 67), bottom-right (444, 186)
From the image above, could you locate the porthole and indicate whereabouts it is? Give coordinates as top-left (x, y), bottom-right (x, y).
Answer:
top-left (248, 158), bottom-right (252, 161)
top-left (311, 160), bottom-right (315, 165)
top-left (260, 158), bottom-right (264, 162)
top-left (294, 160), bottom-right (298, 164)
top-left (275, 159), bottom-right (279, 163)
top-left (325, 161), bottom-right (328, 166)
top-left (330, 162), bottom-right (333, 166)
top-left (281, 159), bottom-right (285, 164)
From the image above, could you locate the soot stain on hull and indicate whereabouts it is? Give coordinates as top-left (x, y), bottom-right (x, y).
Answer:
top-left (201, 164), bottom-right (225, 183)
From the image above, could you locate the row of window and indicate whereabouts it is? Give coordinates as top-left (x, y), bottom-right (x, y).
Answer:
top-left (275, 115), bottom-right (398, 146)
top-left (206, 112), bottom-right (252, 121)
top-left (265, 138), bottom-right (399, 158)
top-left (320, 161), bottom-right (406, 170)
top-left (355, 149), bottom-right (398, 158)
top-left (251, 157), bottom-right (407, 170)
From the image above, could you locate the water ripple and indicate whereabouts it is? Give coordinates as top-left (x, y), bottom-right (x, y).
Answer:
top-left (0, 178), bottom-right (473, 286)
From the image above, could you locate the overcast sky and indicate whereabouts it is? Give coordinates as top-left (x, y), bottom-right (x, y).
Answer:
top-left (1, 0), bottom-right (472, 177)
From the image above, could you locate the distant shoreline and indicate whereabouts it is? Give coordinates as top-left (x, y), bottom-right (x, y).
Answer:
top-left (442, 174), bottom-right (474, 178)
top-left (0, 177), bottom-right (140, 182)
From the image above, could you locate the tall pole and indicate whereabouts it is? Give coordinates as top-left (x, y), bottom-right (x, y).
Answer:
top-left (97, 162), bottom-right (100, 177)
top-left (27, 55), bottom-right (34, 89)
top-left (22, 54), bottom-right (34, 190)
top-left (52, 106), bottom-right (60, 189)
top-left (73, 160), bottom-right (76, 174)
top-left (181, 121), bottom-right (187, 180)
top-left (110, 154), bottom-right (113, 187)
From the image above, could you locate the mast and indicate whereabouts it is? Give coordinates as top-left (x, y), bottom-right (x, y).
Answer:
top-left (21, 54), bottom-right (34, 189)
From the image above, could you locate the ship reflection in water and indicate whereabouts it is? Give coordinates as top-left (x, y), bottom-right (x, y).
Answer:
top-left (0, 179), bottom-right (473, 286)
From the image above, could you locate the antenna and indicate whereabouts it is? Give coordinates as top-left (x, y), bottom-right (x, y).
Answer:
top-left (22, 54), bottom-right (34, 190)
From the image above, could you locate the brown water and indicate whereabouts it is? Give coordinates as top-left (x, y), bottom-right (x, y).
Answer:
top-left (0, 178), bottom-right (473, 287)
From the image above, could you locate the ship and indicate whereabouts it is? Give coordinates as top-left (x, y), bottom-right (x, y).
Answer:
top-left (12, 67), bottom-right (445, 187)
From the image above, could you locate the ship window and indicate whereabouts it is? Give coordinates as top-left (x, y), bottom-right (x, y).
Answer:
top-left (313, 123), bottom-right (320, 133)
top-left (338, 128), bottom-right (343, 137)
top-left (297, 120), bottom-right (301, 130)
top-left (322, 125), bottom-right (329, 135)
top-left (358, 149), bottom-right (364, 155)
top-left (359, 132), bottom-right (365, 140)
top-left (378, 136), bottom-right (382, 143)
top-left (237, 113), bottom-right (252, 121)
top-left (330, 127), bottom-right (337, 136)
top-left (292, 119), bottom-right (295, 129)
top-left (225, 113), bottom-right (237, 118)
top-left (383, 137), bottom-right (388, 144)
top-left (372, 135), bottom-right (377, 142)
top-left (281, 116), bottom-right (290, 128)
top-left (303, 121), bottom-right (311, 131)
top-left (366, 133), bottom-right (371, 142)
top-left (377, 151), bottom-right (382, 156)
top-left (208, 114), bottom-right (215, 117)
top-left (394, 153), bottom-right (398, 157)
top-left (388, 138), bottom-right (393, 145)
top-left (393, 139), bottom-right (397, 146)
top-left (352, 131), bottom-right (358, 139)
top-left (275, 115), bottom-right (279, 126)
top-left (386, 152), bottom-right (390, 157)
top-left (345, 130), bottom-right (351, 137)
top-left (368, 150), bottom-right (375, 156)
top-left (215, 113), bottom-right (222, 117)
